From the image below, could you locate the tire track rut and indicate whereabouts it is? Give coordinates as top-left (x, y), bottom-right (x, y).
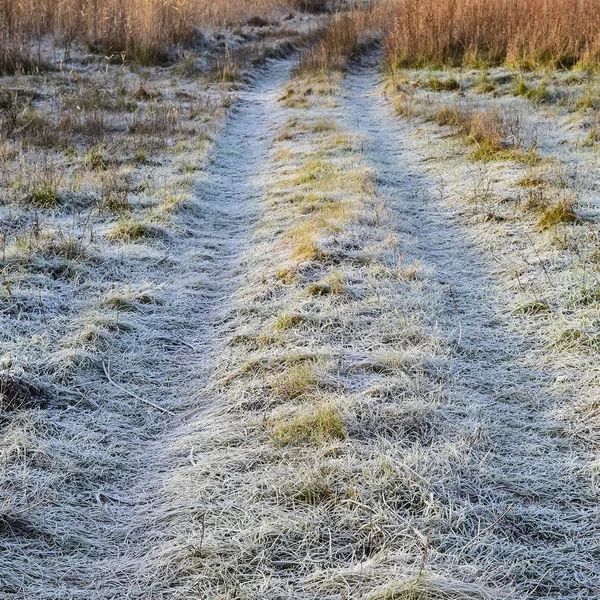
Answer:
top-left (342, 54), bottom-right (600, 598)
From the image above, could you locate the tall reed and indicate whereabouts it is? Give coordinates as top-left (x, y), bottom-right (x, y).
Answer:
top-left (384, 0), bottom-right (600, 69)
top-left (0, 0), bottom-right (299, 71)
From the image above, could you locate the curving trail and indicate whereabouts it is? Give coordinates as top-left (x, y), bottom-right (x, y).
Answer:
top-left (118, 59), bottom-right (296, 598)
top-left (10, 49), bottom-right (599, 599)
top-left (342, 53), bottom-right (600, 598)
top-left (0, 59), bottom-right (294, 600)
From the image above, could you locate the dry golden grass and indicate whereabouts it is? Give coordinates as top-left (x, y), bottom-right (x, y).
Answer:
top-left (0, 0), bottom-right (312, 71)
top-left (297, 9), bottom-right (376, 74)
top-left (536, 198), bottom-right (578, 231)
top-left (384, 0), bottom-right (600, 69)
top-left (269, 400), bottom-right (346, 445)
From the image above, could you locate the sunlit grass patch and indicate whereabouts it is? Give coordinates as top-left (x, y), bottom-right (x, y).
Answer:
top-left (275, 312), bottom-right (305, 330)
top-left (307, 272), bottom-right (344, 296)
top-left (84, 145), bottom-right (109, 171)
top-left (536, 198), bottom-right (577, 231)
top-left (273, 361), bottom-right (319, 401)
top-left (474, 72), bottom-right (497, 93)
top-left (291, 159), bottom-right (338, 187)
top-left (517, 301), bottom-right (551, 315)
top-left (569, 285), bottom-right (600, 307)
top-left (289, 221), bottom-right (327, 262)
top-left (107, 217), bottom-right (161, 242)
top-left (428, 104), bottom-right (539, 164)
top-left (325, 132), bottom-right (355, 152)
top-left (276, 117), bottom-right (311, 141)
top-left (15, 228), bottom-right (87, 261)
top-left (290, 158), bottom-right (373, 194)
top-left (470, 144), bottom-right (540, 164)
top-left (576, 88), bottom-right (600, 111)
top-left (312, 118), bottom-right (338, 133)
top-left (102, 287), bottom-right (157, 312)
top-left (397, 258), bottom-right (421, 281)
top-left (282, 465), bottom-right (335, 505)
top-left (523, 187), bottom-right (549, 213)
top-left (274, 266), bottom-right (297, 284)
top-left (552, 327), bottom-right (600, 351)
top-left (517, 175), bottom-right (547, 188)
top-left (269, 400), bottom-right (346, 446)
top-left (418, 74), bottom-right (460, 92)
top-left (14, 165), bottom-right (62, 208)
top-left (229, 332), bottom-right (277, 351)
top-left (275, 146), bottom-right (294, 162)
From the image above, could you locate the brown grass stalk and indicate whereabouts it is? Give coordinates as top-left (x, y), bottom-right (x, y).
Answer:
top-left (384, 0), bottom-right (600, 69)
top-left (0, 0), bottom-right (301, 70)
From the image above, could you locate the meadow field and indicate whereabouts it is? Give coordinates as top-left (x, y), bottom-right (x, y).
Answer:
top-left (0, 0), bottom-right (599, 598)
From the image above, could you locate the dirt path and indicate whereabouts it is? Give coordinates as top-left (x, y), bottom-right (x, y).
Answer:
top-left (113, 54), bottom-right (600, 599)
top-left (11, 50), bottom-right (599, 599)
top-left (0, 59), bottom-right (294, 599)
top-left (113, 59), bottom-right (296, 598)
top-left (342, 54), bottom-right (600, 597)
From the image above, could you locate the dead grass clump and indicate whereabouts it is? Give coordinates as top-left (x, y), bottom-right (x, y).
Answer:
top-left (474, 73), bottom-right (497, 93)
top-left (107, 218), bottom-right (155, 242)
top-left (84, 145), bottom-right (109, 171)
top-left (269, 401), bottom-right (346, 445)
top-left (431, 105), bottom-right (537, 163)
top-left (24, 229), bottom-right (87, 261)
top-left (0, 43), bottom-right (49, 76)
top-left (275, 313), bottom-right (305, 330)
top-left (284, 466), bottom-right (335, 505)
top-left (275, 266), bottom-right (297, 283)
top-left (100, 170), bottom-right (130, 213)
top-left (273, 362), bottom-right (319, 400)
top-left (513, 77), bottom-right (551, 103)
top-left (468, 110), bottom-right (504, 146)
top-left (293, 0), bottom-right (330, 13)
top-left (129, 105), bottom-right (180, 136)
top-left (103, 288), bottom-right (156, 312)
top-left (397, 258), bottom-right (421, 281)
top-left (569, 285), bottom-right (600, 307)
top-left (307, 272), bottom-right (344, 296)
top-left (536, 198), bottom-right (577, 231)
top-left (420, 74), bottom-right (460, 92)
top-left (282, 94), bottom-right (310, 109)
top-left (296, 11), bottom-right (373, 75)
top-left (14, 165), bottom-right (62, 208)
top-left (576, 88), bottom-right (600, 111)
top-left (206, 55), bottom-right (241, 84)
top-left (59, 110), bottom-right (106, 140)
top-left (517, 301), bottom-right (551, 315)
top-left (290, 223), bottom-right (326, 263)
top-left (292, 159), bottom-right (338, 186)
top-left (517, 176), bottom-right (546, 188)
top-left (1, 108), bottom-right (61, 148)
top-left (313, 118), bottom-right (338, 133)
top-left (431, 106), bottom-right (461, 127)
top-left (552, 327), bottom-right (600, 350)
top-left (523, 187), bottom-right (549, 213)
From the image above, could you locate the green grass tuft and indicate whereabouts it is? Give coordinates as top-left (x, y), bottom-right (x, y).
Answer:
top-left (269, 401), bottom-right (346, 446)
top-left (536, 199), bottom-right (577, 231)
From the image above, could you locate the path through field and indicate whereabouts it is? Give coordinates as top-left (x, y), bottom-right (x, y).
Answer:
top-left (140, 52), bottom-right (598, 598)
top-left (0, 59), bottom-right (294, 599)
top-left (89, 52), bottom-right (600, 599)
top-left (341, 53), bottom-right (600, 598)
top-left (5, 52), bottom-right (599, 599)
